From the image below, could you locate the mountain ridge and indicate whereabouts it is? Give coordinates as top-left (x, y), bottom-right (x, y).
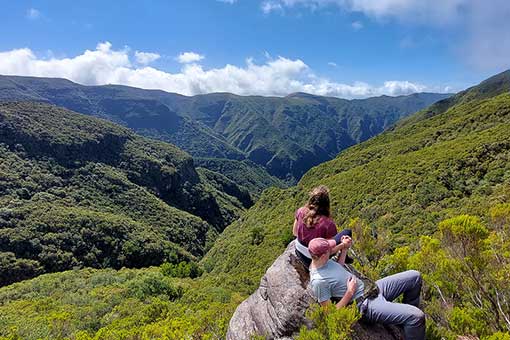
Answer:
top-left (0, 70), bottom-right (509, 339)
top-left (0, 75), bottom-right (451, 183)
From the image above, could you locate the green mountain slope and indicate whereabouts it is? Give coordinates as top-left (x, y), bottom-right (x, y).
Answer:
top-left (0, 265), bottom-right (243, 340)
top-left (194, 158), bottom-right (285, 198)
top-left (0, 75), bottom-right (450, 183)
top-left (0, 71), bottom-right (508, 340)
top-left (202, 70), bottom-right (510, 292)
top-left (0, 101), bottom-right (249, 286)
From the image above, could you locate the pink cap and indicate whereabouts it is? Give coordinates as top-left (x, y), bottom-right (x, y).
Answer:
top-left (308, 238), bottom-right (336, 257)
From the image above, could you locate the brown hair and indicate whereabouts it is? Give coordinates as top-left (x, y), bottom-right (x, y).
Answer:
top-left (303, 185), bottom-right (331, 228)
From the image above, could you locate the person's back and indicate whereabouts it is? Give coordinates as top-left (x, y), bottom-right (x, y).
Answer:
top-left (295, 206), bottom-right (336, 246)
top-left (310, 259), bottom-right (364, 303)
top-left (293, 185), bottom-right (352, 267)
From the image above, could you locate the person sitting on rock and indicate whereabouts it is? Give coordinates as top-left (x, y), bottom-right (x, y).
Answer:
top-left (308, 237), bottom-right (425, 340)
top-left (293, 185), bottom-right (353, 268)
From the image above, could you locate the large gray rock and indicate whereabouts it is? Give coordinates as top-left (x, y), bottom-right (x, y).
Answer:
top-left (226, 241), bottom-right (404, 340)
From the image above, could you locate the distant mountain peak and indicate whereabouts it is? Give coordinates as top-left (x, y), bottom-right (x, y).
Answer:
top-left (0, 74), bottom-right (451, 182)
top-left (285, 92), bottom-right (319, 98)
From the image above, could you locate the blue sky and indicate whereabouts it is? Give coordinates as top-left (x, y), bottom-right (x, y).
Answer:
top-left (0, 0), bottom-right (509, 98)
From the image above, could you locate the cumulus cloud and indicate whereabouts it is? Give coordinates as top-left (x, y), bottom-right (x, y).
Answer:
top-left (0, 42), bottom-right (444, 98)
top-left (26, 8), bottom-right (41, 20)
top-left (176, 52), bottom-right (205, 64)
top-left (134, 51), bottom-right (160, 65)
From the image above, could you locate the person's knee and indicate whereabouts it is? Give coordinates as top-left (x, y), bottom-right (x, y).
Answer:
top-left (408, 269), bottom-right (421, 280)
top-left (407, 309), bottom-right (425, 326)
top-left (407, 270), bottom-right (422, 286)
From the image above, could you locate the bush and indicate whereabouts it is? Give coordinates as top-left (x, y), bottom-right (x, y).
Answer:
top-left (161, 261), bottom-right (203, 279)
top-left (127, 273), bottom-right (183, 300)
top-left (297, 303), bottom-right (360, 340)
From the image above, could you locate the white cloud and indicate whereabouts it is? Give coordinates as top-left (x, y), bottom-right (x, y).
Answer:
top-left (134, 51), bottom-right (160, 65)
top-left (260, 0), bottom-right (510, 71)
top-left (0, 42), bottom-right (445, 98)
top-left (462, 0), bottom-right (510, 71)
top-left (262, 1), bottom-right (283, 13)
top-left (176, 52), bottom-right (205, 64)
top-left (351, 21), bottom-right (363, 30)
top-left (218, 0), bottom-right (237, 3)
top-left (26, 8), bottom-right (41, 20)
top-left (380, 80), bottom-right (426, 95)
top-left (327, 62), bottom-right (338, 67)
top-left (260, 0), bottom-right (466, 24)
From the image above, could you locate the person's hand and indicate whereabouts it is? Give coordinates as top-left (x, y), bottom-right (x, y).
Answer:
top-left (341, 235), bottom-right (352, 249)
top-left (347, 276), bottom-right (357, 293)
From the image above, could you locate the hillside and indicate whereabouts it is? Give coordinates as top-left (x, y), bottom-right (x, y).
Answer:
top-left (0, 71), bottom-right (507, 339)
top-left (0, 75), bottom-right (450, 183)
top-left (0, 71), bottom-right (506, 340)
top-left (203, 69), bottom-right (510, 292)
top-left (0, 101), bottom-right (250, 287)
top-left (194, 158), bottom-right (284, 197)
top-left (0, 266), bottom-right (242, 340)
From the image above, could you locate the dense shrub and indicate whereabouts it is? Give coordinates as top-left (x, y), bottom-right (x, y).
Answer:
top-left (0, 102), bottom-right (250, 286)
top-left (297, 303), bottom-right (360, 340)
top-left (161, 261), bottom-right (203, 279)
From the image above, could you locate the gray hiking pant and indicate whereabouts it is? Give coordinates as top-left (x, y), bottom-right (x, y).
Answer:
top-left (359, 270), bottom-right (425, 340)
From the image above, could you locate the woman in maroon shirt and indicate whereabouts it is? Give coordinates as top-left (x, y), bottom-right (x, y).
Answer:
top-left (293, 185), bottom-right (352, 267)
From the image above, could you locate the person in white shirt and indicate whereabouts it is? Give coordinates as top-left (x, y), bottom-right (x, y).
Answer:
top-left (308, 237), bottom-right (425, 340)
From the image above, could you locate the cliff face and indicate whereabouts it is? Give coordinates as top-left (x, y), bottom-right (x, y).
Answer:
top-left (227, 241), bottom-right (404, 340)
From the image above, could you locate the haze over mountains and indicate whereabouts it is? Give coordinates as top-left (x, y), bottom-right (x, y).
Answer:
top-left (0, 75), bottom-right (451, 183)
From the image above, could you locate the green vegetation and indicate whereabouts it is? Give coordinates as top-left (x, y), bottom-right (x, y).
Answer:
top-left (0, 102), bottom-right (249, 286)
top-left (0, 75), bottom-right (450, 182)
top-left (195, 158), bottom-right (286, 198)
top-left (0, 267), bottom-right (241, 340)
top-left (0, 71), bottom-right (508, 339)
top-left (297, 304), bottom-right (360, 340)
top-left (161, 261), bottom-right (203, 279)
top-left (196, 167), bottom-right (253, 208)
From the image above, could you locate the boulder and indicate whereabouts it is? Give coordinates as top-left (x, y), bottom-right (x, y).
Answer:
top-left (226, 241), bottom-right (404, 340)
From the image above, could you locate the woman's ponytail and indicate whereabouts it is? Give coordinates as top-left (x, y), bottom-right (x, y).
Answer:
top-left (303, 185), bottom-right (330, 228)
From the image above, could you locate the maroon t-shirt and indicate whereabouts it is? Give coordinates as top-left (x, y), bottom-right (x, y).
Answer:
top-left (295, 207), bottom-right (337, 246)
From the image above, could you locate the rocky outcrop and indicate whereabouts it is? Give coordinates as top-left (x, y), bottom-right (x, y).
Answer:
top-left (226, 241), bottom-right (404, 340)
